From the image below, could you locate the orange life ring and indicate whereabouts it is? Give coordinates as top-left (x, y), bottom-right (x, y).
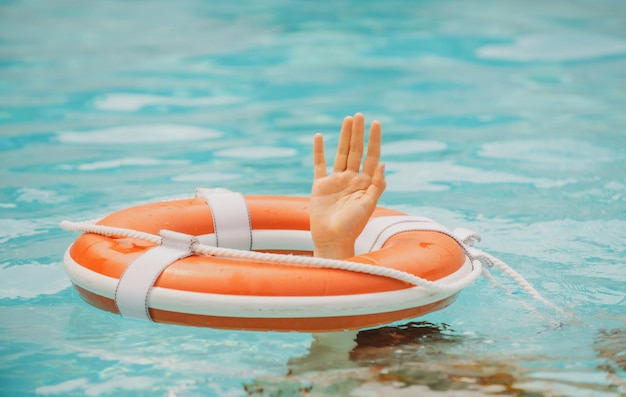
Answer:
top-left (63, 189), bottom-right (475, 332)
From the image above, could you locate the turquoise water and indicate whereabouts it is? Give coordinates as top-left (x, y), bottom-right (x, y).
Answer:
top-left (1, 0), bottom-right (625, 396)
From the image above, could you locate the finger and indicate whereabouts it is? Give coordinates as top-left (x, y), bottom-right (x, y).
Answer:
top-left (362, 119), bottom-right (382, 177)
top-left (367, 162), bottom-right (386, 203)
top-left (333, 116), bottom-right (353, 172)
top-left (313, 133), bottom-right (327, 180)
top-left (346, 112), bottom-right (365, 172)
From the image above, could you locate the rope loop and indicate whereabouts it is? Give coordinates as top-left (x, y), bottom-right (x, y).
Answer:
top-left (453, 227), bottom-right (482, 247)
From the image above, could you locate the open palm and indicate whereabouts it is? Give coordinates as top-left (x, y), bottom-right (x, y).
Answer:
top-left (310, 113), bottom-right (386, 259)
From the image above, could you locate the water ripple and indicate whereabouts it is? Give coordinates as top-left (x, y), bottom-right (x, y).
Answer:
top-left (383, 140), bottom-right (447, 155)
top-left (57, 125), bottom-right (222, 144)
top-left (476, 32), bottom-right (626, 62)
top-left (385, 161), bottom-right (573, 192)
top-left (478, 139), bottom-right (616, 168)
top-left (215, 146), bottom-right (298, 159)
top-left (93, 93), bottom-right (247, 112)
top-left (476, 218), bottom-right (626, 267)
top-left (35, 375), bottom-right (157, 396)
top-left (0, 218), bottom-right (49, 244)
top-left (59, 157), bottom-right (189, 171)
top-left (0, 261), bottom-right (70, 299)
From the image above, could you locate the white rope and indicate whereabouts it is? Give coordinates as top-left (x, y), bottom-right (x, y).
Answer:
top-left (452, 227), bottom-right (563, 314)
top-left (192, 243), bottom-right (482, 293)
top-left (467, 246), bottom-right (564, 314)
top-left (60, 219), bottom-right (562, 313)
top-left (60, 220), bottom-right (162, 245)
top-left (480, 267), bottom-right (541, 315)
top-left (60, 219), bottom-right (479, 293)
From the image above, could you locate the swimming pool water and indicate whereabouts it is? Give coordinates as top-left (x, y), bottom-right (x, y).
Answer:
top-left (1, 1), bottom-right (625, 396)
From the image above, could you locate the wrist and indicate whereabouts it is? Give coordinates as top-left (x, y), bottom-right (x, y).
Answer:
top-left (313, 242), bottom-right (355, 259)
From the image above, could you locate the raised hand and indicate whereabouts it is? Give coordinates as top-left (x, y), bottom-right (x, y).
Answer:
top-left (310, 113), bottom-right (386, 259)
